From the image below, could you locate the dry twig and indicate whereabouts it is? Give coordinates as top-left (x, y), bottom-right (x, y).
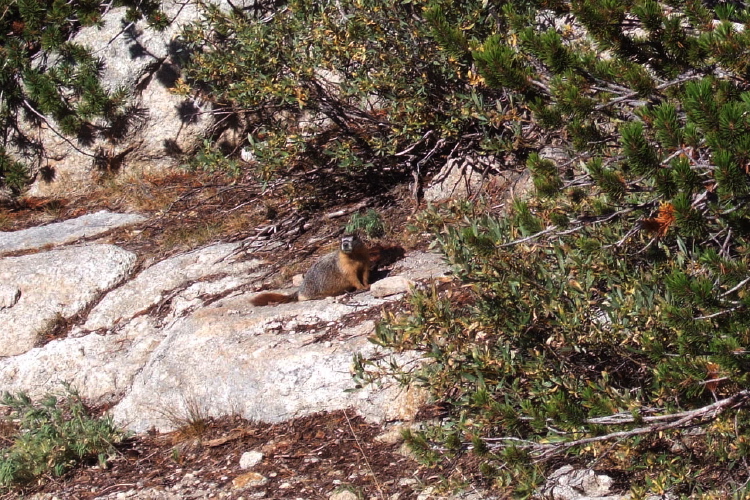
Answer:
top-left (484, 390), bottom-right (750, 460)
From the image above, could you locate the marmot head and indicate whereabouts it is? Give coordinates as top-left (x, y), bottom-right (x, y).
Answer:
top-left (340, 234), bottom-right (364, 254)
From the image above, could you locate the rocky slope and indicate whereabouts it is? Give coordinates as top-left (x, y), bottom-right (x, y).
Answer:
top-left (0, 210), bottom-right (451, 434)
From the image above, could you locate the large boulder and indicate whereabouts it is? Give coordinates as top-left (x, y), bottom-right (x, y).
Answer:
top-left (0, 316), bottom-right (164, 402)
top-left (424, 155), bottom-right (532, 204)
top-left (83, 242), bottom-right (263, 331)
top-left (0, 240), bottom-right (263, 400)
top-left (111, 293), bottom-right (426, 432)
top-left (0, 211), bottom-right (146, 255)
top-left (0, 220), bottom-right (448, 431)
top-left (0, 244), bottom-right (137, 356)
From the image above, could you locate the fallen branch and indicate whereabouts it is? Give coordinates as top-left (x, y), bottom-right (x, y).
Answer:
top-left (325, 200), bottom-right (369, 219)
top-left (343, 410), bottom-right (385, 500)
top-left (485, 390), bottom-right (750, 460)
top-left (204, 428), bottom-right (257, 447)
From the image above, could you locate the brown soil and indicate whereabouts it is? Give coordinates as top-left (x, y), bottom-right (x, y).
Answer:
top-left (1, 168), bottom-right (425, 272)
top-left (8, 410), bottom-right (486, 499)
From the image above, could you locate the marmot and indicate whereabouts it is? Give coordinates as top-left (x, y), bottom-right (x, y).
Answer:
top-left (251, 235), bottom-right (371, 306)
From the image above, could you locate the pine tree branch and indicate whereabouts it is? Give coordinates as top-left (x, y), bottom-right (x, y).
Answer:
top-left (106, 21), bottom-right (135, 46)
top-left (497, 204), bottom-right (645, 248)
top-left (540, 390), bottom-right (750, 457)
top-left (594, 73), bottom-right (703, 111)
top-left (22, 100), bottom-right (97, 159)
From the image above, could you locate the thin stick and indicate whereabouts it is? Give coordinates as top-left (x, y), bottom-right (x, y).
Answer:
top-left (23, 100), bottom-right (97, 158)
top-left (343, 410), bottom-right (385, 500)
top-left (721, 276), bottom-right (750, 298)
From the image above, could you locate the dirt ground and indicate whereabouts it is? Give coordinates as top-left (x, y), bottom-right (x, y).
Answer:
top-left (10, 409), bottom-right (487, 500)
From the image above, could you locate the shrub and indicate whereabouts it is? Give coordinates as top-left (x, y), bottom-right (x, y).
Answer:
top-left (353, 0), bottom-right (750, 496)
top-left (0, 387), bottom-right (124, 489)
top-left (177, 0), bottom-right (516, 187)
top-left (346, 209), bottom-right (386, 239)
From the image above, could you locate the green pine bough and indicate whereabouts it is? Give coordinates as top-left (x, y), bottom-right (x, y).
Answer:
top-left (0, 0), bottom-right (168, 196)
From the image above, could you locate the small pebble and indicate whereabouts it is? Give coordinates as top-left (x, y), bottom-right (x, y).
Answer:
top-left (239, 450), bottom-right (264, 469)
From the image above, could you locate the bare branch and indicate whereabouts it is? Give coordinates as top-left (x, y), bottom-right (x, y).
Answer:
top-left (395, 130), bottom-right (435, 157)
top-left (721, 276), bottom-right (750, 298)
top-left (22, 100), bottom-right (97, 159)
top-left (595, 73), bottom-right (702, 111)
top-left (485, 390), bottom-right (750, 460)
top-left (694, 305), bottom-right (743, 321)
top-left (498, 226), bottom-right (557, 248)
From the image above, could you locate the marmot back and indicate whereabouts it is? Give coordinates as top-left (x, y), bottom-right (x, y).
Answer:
top-left (251, 235), bottom-right (370, 306)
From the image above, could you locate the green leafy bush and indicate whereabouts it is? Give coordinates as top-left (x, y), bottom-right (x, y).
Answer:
top-left (346, 209), bottom-right (386, 238)
top-left (0, 387), bottom-right (124, 488)
top-left (177, 0), bottom-right (515, 185)
top-left (350, 0), bottom-right (750, 496)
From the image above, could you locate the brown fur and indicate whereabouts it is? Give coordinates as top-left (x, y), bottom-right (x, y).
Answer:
top-left (251, 235), bottom-right (370, 307)
top-left (249, 291), bottom-right (298, 306)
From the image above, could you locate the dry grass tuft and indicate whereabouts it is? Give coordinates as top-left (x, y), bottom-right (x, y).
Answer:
top-left (94, 171), bottom-right (197, 213)
top-left (161, 222), bottom-right (224, 252)
top-left (0, 210), bottom-right (10, 231)
top-left (158, 395), bottom-right (212, 448)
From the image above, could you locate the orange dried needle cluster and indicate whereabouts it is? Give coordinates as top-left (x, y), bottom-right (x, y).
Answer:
top-left (641, 202), bottom-right (676, 237)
